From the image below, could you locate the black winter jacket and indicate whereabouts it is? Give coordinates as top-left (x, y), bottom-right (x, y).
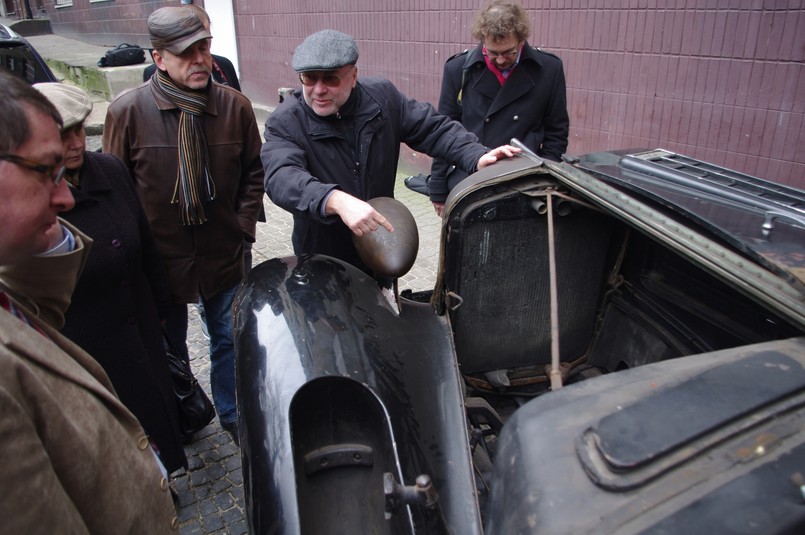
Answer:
top-left (430, 44), bottom-right (569, 201)
top-left (262, 77), bottom-right (487, 270)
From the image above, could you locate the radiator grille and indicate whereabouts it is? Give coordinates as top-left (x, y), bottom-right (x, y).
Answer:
top-left (448, 199), bottom-right (615, 373)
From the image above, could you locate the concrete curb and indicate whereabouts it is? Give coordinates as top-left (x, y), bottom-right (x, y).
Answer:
top-left (3, 17), bottom-right (51, 36)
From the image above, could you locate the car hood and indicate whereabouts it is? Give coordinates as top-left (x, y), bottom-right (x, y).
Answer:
top-left (574, 149), bottom-right (805, 293)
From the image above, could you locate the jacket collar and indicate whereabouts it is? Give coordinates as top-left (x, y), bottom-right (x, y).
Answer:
top-left (71, 152), bottom-right (112, 195)
top-left (149, 74), bottom-right (219, 117)
top-left (462, 41), bottom-right (544, 116)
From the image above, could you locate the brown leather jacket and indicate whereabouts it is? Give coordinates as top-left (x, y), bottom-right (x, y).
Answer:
top-left (103, 77), bottom-right (264, 302)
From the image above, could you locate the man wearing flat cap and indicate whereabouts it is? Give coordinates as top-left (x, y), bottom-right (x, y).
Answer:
top-left (104, 5), bottom-right (264, 445)
top-left (262, 29), bottom-right (519, 275)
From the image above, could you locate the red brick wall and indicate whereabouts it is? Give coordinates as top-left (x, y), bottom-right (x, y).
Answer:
top-left (548, 3), bottom-right (804, 188)
top-left (46, 1), bottom-right (804, 187)
top-left (50, 0), bottom-right (172, 47)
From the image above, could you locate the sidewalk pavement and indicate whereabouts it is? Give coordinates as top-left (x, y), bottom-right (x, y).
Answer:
top-left (11, 24), bottom-right (443, 534)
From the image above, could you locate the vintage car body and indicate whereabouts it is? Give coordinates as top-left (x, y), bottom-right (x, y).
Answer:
top-left (234, 149), bottom-right (805, 534)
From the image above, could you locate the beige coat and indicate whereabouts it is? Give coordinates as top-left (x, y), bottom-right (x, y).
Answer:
top-left (0, 223), bottom-right (177, 533)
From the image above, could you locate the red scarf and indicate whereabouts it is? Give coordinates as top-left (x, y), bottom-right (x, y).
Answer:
top-left (482, 44), bottom-right (523, 85)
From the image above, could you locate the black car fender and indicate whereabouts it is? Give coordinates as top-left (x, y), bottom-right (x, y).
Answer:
top-left (234, 254), bottom-right (483, 534)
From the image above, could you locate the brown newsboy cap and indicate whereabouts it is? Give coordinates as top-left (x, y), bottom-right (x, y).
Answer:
top-left (148, 6), bottom-right (211, 55)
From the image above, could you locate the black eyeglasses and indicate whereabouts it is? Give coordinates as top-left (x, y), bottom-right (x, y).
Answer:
top-left (299, 66), bottom-right (354, 87)
top-left (0, 153), bottom-right (66, 186)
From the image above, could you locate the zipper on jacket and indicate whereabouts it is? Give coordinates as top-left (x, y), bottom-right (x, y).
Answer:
top-left (353, 108), bottom-right (381, 181)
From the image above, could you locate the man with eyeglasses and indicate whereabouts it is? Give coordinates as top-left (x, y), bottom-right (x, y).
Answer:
top-left (104, 6), bottom-right (264, 446)
top-left (0, 71), bottom-right (178, 531)
top-left (428, 0), bottom-right (569, 215)
top-left (262, 29), bottom-right (519, 276)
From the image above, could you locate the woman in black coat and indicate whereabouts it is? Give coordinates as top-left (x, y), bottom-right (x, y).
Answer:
top-left (34, 82), bottom-right (187, 474)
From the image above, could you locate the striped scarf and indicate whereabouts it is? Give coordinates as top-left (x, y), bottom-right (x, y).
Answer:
top-left (156, 70), bottom-right (216, 225)
top-left (0, 288), bottom-right (48, 338)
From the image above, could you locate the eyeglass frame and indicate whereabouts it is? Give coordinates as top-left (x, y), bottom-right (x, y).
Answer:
top-left (0, 153), bottom-right (67, 186)
top-left (482, 43), bottom-right (522, 60)
top-left (298, 65), bottom-right (355, 88)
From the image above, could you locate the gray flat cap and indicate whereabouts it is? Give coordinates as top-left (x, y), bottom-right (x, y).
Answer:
top-left (148, 6), bottom-right (211, 55)
top-left (33, 83), bottom-right (92, 131)
top-left (292, 30), bottom-right (358, 72)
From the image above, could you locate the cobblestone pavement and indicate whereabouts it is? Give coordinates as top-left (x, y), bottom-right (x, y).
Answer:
top-left (173, 175), bottom-right (440, 533)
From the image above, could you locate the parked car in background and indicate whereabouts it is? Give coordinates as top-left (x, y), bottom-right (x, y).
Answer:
top-left (234, 148), bottom-right (805, 534)
top-left (0, 23), bottom-right (57, 83)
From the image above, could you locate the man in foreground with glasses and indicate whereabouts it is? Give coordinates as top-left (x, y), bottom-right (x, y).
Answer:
top-left (428, 0), bottom-right (569, 215)
top-left (0, 71), bottom-right (178, 531)
top-left (262, 29), bottom-right (519, 276)
top-left (104, 6), bottom-right (264, 446)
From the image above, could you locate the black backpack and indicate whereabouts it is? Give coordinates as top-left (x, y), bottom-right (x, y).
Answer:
top-left (97, 43), bottom-right (146, 68)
